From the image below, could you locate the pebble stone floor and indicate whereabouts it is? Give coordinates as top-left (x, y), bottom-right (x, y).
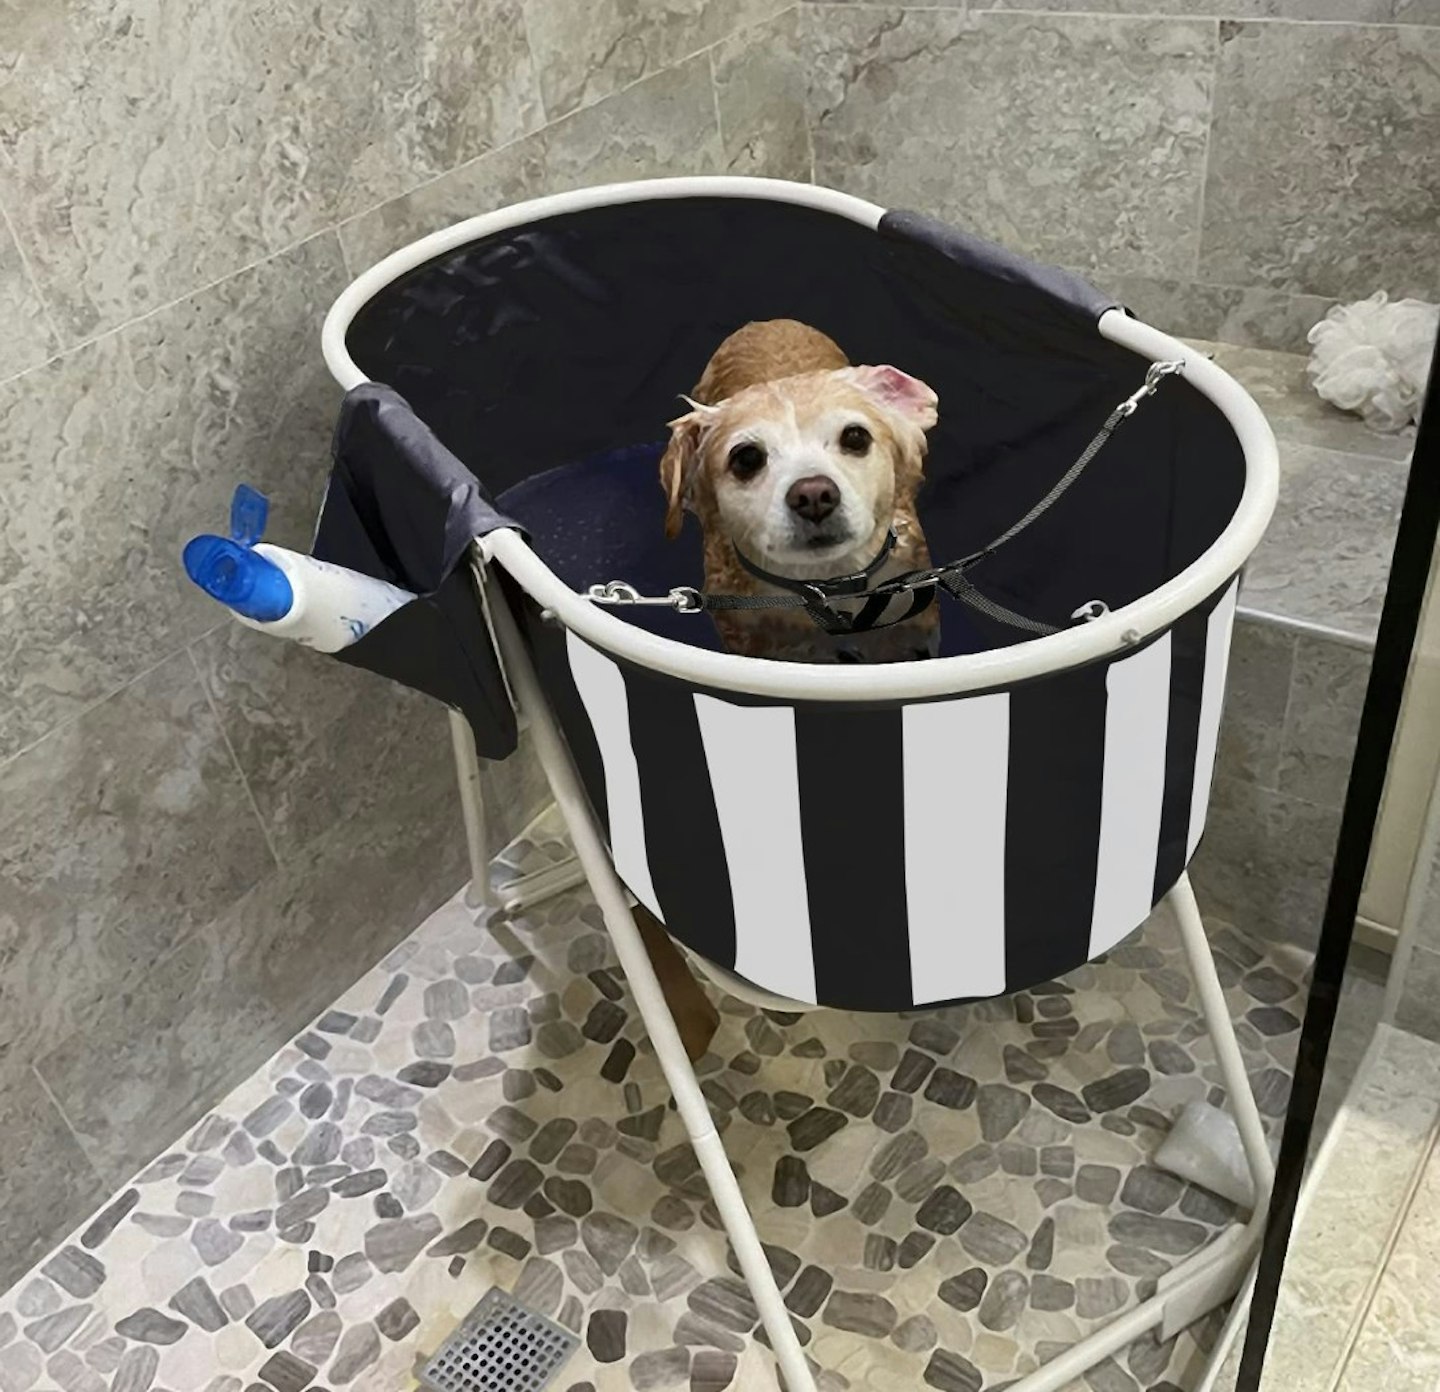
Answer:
top-left (0, 810), bottom-right (1310, 1392)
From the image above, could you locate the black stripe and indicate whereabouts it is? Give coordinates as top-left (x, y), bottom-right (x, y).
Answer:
top-left (528, 616), bottom-right (609, 836)
top-left (1152, 587), bottom-right (1229, 903)
top-left (622, 672), bottom-right (738, 969)
top-left (793, 706), bottom-right (912, 1010)
top-left (1005, 664), bottom-right (1108, 990)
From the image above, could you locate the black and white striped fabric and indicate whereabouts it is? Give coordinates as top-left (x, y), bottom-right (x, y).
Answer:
top-left (530, 578), bottom-right (1239, 1012)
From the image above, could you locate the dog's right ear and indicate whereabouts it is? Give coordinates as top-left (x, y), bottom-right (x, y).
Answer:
top-left (660, 399), bottom-right (715, 540)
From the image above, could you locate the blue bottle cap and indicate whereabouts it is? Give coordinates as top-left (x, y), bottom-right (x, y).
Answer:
top-left (229, 484), bottom-right (270, 547)
top-left (182, 535), bottom-right (294, 622)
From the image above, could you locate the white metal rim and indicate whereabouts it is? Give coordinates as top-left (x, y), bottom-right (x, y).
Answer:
top-left (322, 175), bottom-right (1280, 703)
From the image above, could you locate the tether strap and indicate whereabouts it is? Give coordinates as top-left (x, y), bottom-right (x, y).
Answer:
top-left (585, 359), bottom-right (1186, 637)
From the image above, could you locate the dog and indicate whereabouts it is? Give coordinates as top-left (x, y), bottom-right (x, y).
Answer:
top-left (659, 319), bottom-right (941, 662)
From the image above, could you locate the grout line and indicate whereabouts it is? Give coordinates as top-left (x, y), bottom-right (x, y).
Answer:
top-left (707, 47), bottom-right (728, 168)
top-left (0, 626), bottom-right (228, 775)
top-left (965, 5), bottom-right (1424, 25)
top-left (1271, 624), bottom-right (1304, 796)
top-left (516, 0), bottom-right (550, 130)
top-left (0, 225), bottom-right (341, 392)
top-left (1192, 17), bottom-right (1221, 285)
top-left (185, 642), bottom-right (285, 873)
top-left (30, 1061), bottom-right (109, 1191)
top-left (0, 172), bottom-right (66, 360)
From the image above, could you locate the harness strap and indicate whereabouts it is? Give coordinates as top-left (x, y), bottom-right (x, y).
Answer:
top-left (586, 359), bottom-right (1186, 638)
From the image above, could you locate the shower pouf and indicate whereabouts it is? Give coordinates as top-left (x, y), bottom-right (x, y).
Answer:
top-left (1307, 290), bottom-right (1438, 432)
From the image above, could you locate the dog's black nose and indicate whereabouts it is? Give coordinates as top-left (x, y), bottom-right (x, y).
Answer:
top-left (786, 475), bottom-right (839, 522)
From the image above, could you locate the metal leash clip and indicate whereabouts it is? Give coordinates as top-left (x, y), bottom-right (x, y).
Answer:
top-left (1114, 358), bottom-right (1186, 419)
top-left (586, 581), bottom-right (703, 612)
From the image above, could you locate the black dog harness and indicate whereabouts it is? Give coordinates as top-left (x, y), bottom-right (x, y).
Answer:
top-left (587, 360), bottom-right (1185, 638)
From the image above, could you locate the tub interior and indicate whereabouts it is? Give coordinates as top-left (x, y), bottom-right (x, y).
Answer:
top-left (345, 196), bottom-right (1247, 657)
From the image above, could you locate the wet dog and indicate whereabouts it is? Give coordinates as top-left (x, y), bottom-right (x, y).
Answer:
top-left (660, 319), bottom-right (940, 662)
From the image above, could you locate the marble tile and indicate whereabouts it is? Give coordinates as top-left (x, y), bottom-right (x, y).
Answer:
top-left (1275, 1026), bottom-right (1440, 1392)
top-left (1313, 953), bottom-right (1388, 1140)
top-left (1098, 273), bottom-right (1336, 355)
top-left (1394, 946), bottom-right (1440, 1041)
top-left (1192, 341), bottom-right (1416, 464)
top-left (0, 207), bottom-right (55, 382)
top-left (36, 730), bottom-right (467, 1189)
top-left (1190, 774), bottom-right (1341, 947)
top-left (520, 0), bottom-right (788, 121)
top-left (339, 55), bottom-right (724, 273)
top-left (0, 1068), bottom-right (101, 1295)
top-left (0, 0), bottom-right (540, 342)
top-left (712, 11), bottom-right (813, 180)
top-left (1240, 440), bottom-right (1407, 642)
top-left (0, 233), bottom-right (348, 761)
top-left (193, 609), bottom-right (546, 866)
top-left (1200, 21), bottom-right (1440, 301)
top-left (193, 625), bottom-right (457, 860)
top-left (0, 653), bottom-right (274, 1068)
top-left (1216, 618), bottom-right (1295, 792)
top-left (801, 10), bottom-right (1216, 280)
top-left (1341, 1145), bottom-right (1440, 1392)
top-left (1277, 636), bottom-right (1371, 810)
top-left (1396, 0), bottom-right (1440, 20)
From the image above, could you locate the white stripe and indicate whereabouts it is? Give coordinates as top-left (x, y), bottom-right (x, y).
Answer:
top-left (693, 695), bottom-right (816, 1005)
top-left (1090, 634), bottom-right (1174, 957)
top-left (565, 632), bottom-right (662, 919)
top-left (903, 695), bottom-right (1010, 1003)
top-left (1188, 581), bottom-right (1240, 858)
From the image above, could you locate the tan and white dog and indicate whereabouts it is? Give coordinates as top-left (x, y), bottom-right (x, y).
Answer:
top-left (660, 319), bottom-right (941, 662)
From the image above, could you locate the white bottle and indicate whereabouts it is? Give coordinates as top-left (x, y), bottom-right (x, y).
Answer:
top-left (182, 486), bottom-right (415, 654)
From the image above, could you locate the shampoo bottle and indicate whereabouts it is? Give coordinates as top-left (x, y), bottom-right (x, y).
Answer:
top-left (183, 486), bottom-right (414, 654)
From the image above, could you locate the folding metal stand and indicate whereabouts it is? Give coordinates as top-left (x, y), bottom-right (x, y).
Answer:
top-left (443, 549), bottom-right (1275, 1392)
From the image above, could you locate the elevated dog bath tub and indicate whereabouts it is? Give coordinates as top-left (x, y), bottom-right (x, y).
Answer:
top-left (316, 178), bottom-right (1279, 1392)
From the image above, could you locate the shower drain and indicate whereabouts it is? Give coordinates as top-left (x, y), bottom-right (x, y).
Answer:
top-left (418, 1287), bottom-right (579, 1392)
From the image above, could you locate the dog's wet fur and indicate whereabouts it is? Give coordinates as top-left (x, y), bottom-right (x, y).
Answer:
top-left (659, 320), bottom-right (941, 662)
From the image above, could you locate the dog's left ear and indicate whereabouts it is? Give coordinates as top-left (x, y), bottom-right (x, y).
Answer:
top-left (659, 401), bottom-right (714, 539)
top-left (842, 365), bottom-right (939, 430)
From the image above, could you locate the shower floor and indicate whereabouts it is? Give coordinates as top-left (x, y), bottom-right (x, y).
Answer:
top-left (0, 812), bottom-right (1310, 1392)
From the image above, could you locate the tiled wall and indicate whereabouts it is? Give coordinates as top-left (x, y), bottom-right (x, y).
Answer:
top-left (1192, 620), bottom-right (1370, 946)
top-left (0, 0), bottom-right (795, 1293)
top-left (2, 0), bottom-right (1433, 1294)
top-left (735, 3), bottom-right (1440, 351)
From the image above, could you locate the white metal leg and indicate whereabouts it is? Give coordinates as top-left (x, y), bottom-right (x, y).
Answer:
top-left (480, 560), bottom-right (819, 1392)
top-left (448, 704), bottom-right (586, 919)
top-left (449, 709), bottom-right (494, 912)
top-left (474, 547), bottom-right (1269, 1392)
top-left (492, 856), bottom-right (589, 922)
top-left (1172, 874), bottom-right (1276, 1215)
top-left (1000, 873), bottom-right (1274, 1392)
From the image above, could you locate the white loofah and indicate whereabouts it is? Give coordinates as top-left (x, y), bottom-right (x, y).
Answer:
top-left (1306, 291), bottom-right (1438, 433)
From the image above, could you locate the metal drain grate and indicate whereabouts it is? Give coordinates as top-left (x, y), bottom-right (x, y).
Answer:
top-left (419, 1287), bottom-right (578, 1392)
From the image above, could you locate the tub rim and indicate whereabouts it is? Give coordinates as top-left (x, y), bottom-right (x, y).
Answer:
top-left (322, 175), bottom-right (1279, 703)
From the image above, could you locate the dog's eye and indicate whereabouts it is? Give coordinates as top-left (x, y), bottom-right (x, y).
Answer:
top-left (727, 442), bottom-right (766, 478)
top-left (839, 424), bottom-right (872, 454)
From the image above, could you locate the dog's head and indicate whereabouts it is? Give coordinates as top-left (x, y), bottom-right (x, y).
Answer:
top-left (659, 365), bottom-right (938, 573)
